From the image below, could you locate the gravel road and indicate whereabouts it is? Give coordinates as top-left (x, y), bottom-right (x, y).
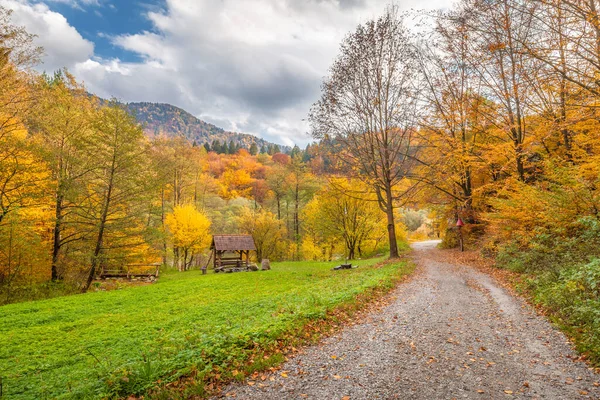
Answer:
top-left (216, 241), bottom-right (600, 399)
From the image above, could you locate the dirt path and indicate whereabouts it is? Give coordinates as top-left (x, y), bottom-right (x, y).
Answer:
top-left (216, 241), bottom-right (600, 399)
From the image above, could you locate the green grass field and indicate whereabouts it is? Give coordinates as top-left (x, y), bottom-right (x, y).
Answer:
top-left (0, 257), bottom-right (411, 399)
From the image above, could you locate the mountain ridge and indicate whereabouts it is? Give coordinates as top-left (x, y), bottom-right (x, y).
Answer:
top-left (124, 101), bottom-right (290, 152)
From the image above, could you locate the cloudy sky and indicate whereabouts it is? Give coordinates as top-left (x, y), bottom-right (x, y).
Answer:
top-left (4, 0), bottom-right (452, 146)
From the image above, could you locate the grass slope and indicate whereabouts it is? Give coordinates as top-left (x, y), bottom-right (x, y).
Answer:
top-left (0, 257), bottom-right (411, 399)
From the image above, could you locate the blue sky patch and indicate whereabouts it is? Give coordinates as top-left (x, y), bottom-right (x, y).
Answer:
top-left (42, 0), bottom-right (165, 63)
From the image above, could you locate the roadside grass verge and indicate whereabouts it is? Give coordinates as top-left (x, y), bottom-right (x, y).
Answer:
top-left (495, 218), bottom-right (600, 368)
top-left (0, 256), bottom-right (412, 399)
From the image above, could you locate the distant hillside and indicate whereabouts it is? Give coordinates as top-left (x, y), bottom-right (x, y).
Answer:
top-left (125, 102), bottom-right (289, 152)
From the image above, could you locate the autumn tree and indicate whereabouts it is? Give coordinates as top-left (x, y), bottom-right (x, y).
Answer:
top-left (310, 7), bottom-right (418, 258)
top-left (0, 6), bottom-right (42, 225)
top-left (82, 101), bottom-right (149, 291)
top-left (31, 71), bottom-right (98, 281)
top-left (149, 137), bottom-right (209, 265)
top-left (458, 0), bottom-right (541, 181)
top-left (0, 7), bottom-right (52, 299)
top-left (237, 207), bottom-right (287, 261)
top-left (287, 156), bottom-right (318, 259)
top-left (265, 163), bottom-right (289, 219)
top-left (304, 178), bottom-right (385, 260)
top-left (414, 13), bottom-right (497, 221)
top-left (165, 204), bottom-right (211, 271)
top-left (219, 165), bottom-right (254, 200)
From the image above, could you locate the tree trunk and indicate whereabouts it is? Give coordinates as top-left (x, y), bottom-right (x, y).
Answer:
top-left (84, 182), bottom-right (113, 292)
top-left (294, 182), bottom-right (300, 260)
top-left (385, 186), bottom-right (399, 258)
top-left (173, 246), bottom-right (180, 270)
top-left (276, 195), bottom-right (281, 220)
top-left (161, 187), bottom-right (167, 266)
top-left (84, 135), bottom-right (117, 292)
top-left (515, 142), bottom-right (526, 182)
top-left (51, 193), bottom-right (64, 281)
top-left (348, 245), bottom-right (355, 260)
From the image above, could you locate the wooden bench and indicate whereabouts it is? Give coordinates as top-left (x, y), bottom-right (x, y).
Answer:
top-left (99, 263), bottom-right (161, 280)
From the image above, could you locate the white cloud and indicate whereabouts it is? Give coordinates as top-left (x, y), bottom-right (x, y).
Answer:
top-left (5, 0), bottom-right (453, 146)
top-left (3, 0), bottom-right (94, 72)
top-left (45, 0), bottom-right (101, 10)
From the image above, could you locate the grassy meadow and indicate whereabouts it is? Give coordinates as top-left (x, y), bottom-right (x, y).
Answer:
top-left (0, 257), bottom-right (411, 399)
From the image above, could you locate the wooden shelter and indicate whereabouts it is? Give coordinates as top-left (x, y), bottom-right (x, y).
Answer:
top-left (209, 235), bottom-right (256, 272)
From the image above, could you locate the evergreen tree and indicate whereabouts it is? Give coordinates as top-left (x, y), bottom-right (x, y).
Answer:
top-left (212, 139), bottom-right (222, 154)
top-left (303, 144), bottom-right (312, 162)
top-left (228, 140), bottom-right (236, 155)
top-left (273, 144), bottom-right (281, 154)
top-left (249, 142), bottom-right (258, 155)
top-left (260, 145), bottom-right (268, 154)
top-left (203, 142), bottom-right (211, 153)
top-left (291, 145), bottom-right (301, 158)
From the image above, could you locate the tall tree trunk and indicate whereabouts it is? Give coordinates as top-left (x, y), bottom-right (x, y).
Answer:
top-left (276, 195), bottom-right (281, 220)
top-left (161, 187), bottom-right (167, 265)
top-left (294, 182), bottom-right (300, 260)
top-left (385, 184), bottom-right (399, 258)
top-left (51, 193), bottom-right (64, 281)
top-left (83, 167), bottom-right (115, 292)
top-left (173, 247), bottom-right (180, 271)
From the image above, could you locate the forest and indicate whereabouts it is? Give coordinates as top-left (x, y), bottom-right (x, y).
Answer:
top-left (0, 5), bottom-right (413, 304)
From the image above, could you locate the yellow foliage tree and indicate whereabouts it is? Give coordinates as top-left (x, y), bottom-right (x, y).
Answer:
top-left (219, 168), bottom-right (254, 200)
top-left (304, 178), bottom-right (387, 260)
top-left (237, 207), bottom-right (287, 261)
top-left (165, 204), bottom-right (211, 271)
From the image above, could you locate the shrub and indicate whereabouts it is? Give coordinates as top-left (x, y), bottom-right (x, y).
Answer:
top-left (496, 217), bottom-right (600, 365)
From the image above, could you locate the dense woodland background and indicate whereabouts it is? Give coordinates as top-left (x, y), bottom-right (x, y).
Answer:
top-left (2, 0), bottom-right (600, 358)
top-left (0, 5), bottom-right (415, 302)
